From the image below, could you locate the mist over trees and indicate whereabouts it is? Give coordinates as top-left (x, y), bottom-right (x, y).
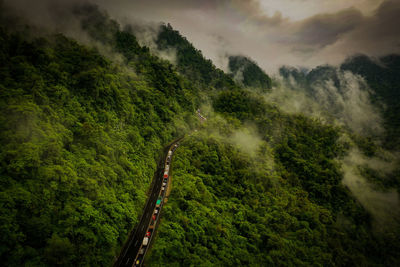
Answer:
top-left (228, 55), bottom-right (272, 91)
top-left (0, 2), bottom-right (399, 267)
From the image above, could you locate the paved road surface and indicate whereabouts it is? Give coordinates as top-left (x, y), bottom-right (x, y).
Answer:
top-left (114, 138), bottom-right (181, 267)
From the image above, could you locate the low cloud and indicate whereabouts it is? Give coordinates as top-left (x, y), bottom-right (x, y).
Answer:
top-left (229, 126), bottom-right (263, 156)
top-left (127, 23), bottom-right (178, 64)
top-left (311, 70), bottom-right (383, 136)
top-left (2, 0), bottom-right (399, 72)
top-left (266, 68), bottom-right (383, 137)
top-left (342, 148), bottom-right (400, 230)
top-left (266, 68), bottom-right (400, 230)
top-left (89, 0), bottom-right (400, 72)
top-left (290, 8), bottom-right (364, 49)
top-left (196, 104), bottom-right (265, 158)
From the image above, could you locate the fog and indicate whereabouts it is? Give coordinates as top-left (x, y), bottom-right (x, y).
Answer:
top-left (342, 148), bottom-right (400, 230)
top-left (2, 0), bottom-right (399, 229)
top-left (265, 68), bottom-right (400, 229)
top-left (267, 70), bottom-right (383, 136)
top-left (2, 0), bottom-right (400, 73)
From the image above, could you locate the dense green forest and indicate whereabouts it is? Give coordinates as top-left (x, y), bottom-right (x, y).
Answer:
top-left (1, 2), bottom-right (400, 267)
top-left (277, 58), bottom-right (400, 193)
top-left (341, 54), bottom-right (400, 150)
top-left (156, 23), bottom-right (236, 91)
top-left (228, 55), bottom-right (272, 91)
top-left (0, 9), bottom-right (203, 265)
top-left (147, 89), bottom-right (400, 266)
top-left (280, 56), bottom-right (400, 150)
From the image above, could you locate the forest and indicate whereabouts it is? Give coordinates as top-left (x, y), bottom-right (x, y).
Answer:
top-left (147, 90), bottom-right (399, 266)
top-left (0, 8), bottom-right (200, 265)
top-left (0, 2), bottom-right (399, 267)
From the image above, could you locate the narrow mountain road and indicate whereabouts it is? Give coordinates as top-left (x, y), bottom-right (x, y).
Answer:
top-left (113, 138), bottom-right (183, 267)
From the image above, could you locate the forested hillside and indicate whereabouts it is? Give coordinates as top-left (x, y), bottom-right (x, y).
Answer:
top-left (341, 54), bottom-right (400, 149)
top-left (228, 55), bottom-right (272, 91)
top-left (147, 89), bottom-right (400, 266)
top-left (1, 2), bottom-right (400, 267)
top-left (279, 56), bottom-right (400, 149)
top-left (156, 23), bottom-right (236, 91)
top-left (0, 8), bottom-right (202, 265)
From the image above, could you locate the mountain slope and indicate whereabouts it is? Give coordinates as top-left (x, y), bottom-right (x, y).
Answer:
top-left (0, 18), bottom-right (198, 266)
top-left (341, 54), bottom-right (400, 149)
top-left (0, 3), bottom-right (399, 267)
top-left (228, 55), bottom-right (272, 91)
top-left (148, 89), bottom-right (400, 266)
top-left (156, 23), bottom-right (237, 91)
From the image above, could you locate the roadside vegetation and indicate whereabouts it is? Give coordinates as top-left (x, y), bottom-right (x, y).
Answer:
top-left (0, 3), bottom-right (399, 266)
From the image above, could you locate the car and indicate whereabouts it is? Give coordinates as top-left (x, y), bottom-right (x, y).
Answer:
top-left (163, 173), bottom-right (168, 178)
top-left (146, 231), bottom-right (151, 237)
top-left (163, 178), bottom-right (168, 182)
top-left (152, 214), bottom-right (156, 221)
top-left (162, 182), bottom-right (167, 186)
top-left (143, 237), bottom-right (149, 246)
top-left (136, 259), bottom-right (140, 265)
top-left (156, 196), bottom-right (162, 206)
top-left (154, 208), bottom-right (159, 214)
top-left (139, 248), bottom-right (145, 255)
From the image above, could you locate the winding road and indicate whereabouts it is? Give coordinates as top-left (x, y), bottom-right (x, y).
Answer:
top-left (113, 138), bottom-right (182, 267)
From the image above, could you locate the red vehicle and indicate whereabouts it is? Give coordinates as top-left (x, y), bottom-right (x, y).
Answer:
top-left (146, 231), bottom-right (151, 237)
top-left (152, 214), bottom-right (156, 221)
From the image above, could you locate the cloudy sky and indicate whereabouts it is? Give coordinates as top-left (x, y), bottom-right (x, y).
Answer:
top-left (4, 0), bottom-right (400, 72)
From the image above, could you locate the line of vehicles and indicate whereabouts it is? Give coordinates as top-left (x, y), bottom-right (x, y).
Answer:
top-left (133, 142), bottom-right (179, 266)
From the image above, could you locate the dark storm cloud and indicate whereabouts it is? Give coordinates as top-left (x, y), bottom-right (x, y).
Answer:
top-left (353, 0), bottom-right (400, 48)
top-left (300, 0), bottom-right (400, 66)
top-left (289, 0), bottom-right (400, 50)
top-left (292, 8), bottom-right (364, 48)
top-left (89, 0), bottom-right (400, 69)
top-left (1, 0), bottom-right (399, 70)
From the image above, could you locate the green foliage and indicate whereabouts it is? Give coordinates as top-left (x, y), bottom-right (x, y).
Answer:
top-left (1, 4), bottom-right (399, 266)
top-left (274, 116), bottom-right (347, 210)
top-left (156, 23), bottom-right (237, 90)
top-left (148, 86), bottom-right (400, 266)
top-left (0, 25), bottom-right (195, 266)
top-left (341, 54), bottom-right (400, 150)
top-left (213, 90), bottom-right (266, 121)
top-left (148, 131), bottom-right (398, 266)
top-left (228, 55), bottom-right (272, 91)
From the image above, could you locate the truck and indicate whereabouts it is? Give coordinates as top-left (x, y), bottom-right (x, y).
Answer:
top-left (143, 237), bottom-right (149, 246)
